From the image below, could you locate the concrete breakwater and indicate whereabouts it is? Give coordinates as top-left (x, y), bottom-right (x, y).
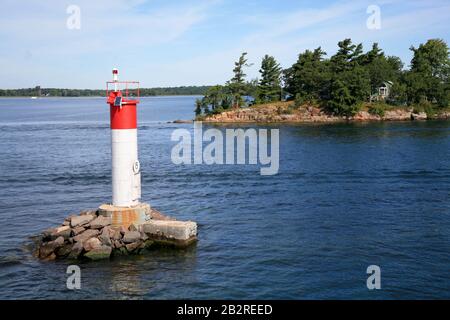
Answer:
top-left (34, 208), bottom-right (197, 261)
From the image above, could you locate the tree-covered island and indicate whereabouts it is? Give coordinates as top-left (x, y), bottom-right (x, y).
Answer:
top-left (196, 38), bottom-right (450, 121)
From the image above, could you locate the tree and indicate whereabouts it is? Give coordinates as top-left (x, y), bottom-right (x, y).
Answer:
top-left (257, 55), bottom-right (282, 103)
top-left (327, 39), bottom-right (370, 115)
top-left (406, 39), bottom-right (450, 106)
top-left (328, 79), bottom-right (355, 116)
top-left (330, 38), bottom-right (363, 73)
top-left (228, 52), bottom-right (252, 108)
top-left (197, 85), bottom-right (235, 115)
top-left (194, 98), bottom-right (203, 116)
top-left (328, 66), bottom-right (371, 116)
top-left (284, 47), bottom-right (329, 104)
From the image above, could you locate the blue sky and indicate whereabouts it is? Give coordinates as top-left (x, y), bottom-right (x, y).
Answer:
top-left (0, 0), bottom-right (449, 89)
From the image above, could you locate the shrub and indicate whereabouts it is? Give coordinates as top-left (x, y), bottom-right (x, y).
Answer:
top-left (368, 102), bottom-right (388, 117)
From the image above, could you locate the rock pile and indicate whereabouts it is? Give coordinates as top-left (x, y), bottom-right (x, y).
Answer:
top-left (35, 208), bottom-right (193, 261)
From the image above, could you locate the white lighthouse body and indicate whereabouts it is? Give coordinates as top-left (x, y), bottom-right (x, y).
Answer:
top-left (107, 69), bottom-right (141, 207)
top-left (111, 129), bottom-right (141, 206)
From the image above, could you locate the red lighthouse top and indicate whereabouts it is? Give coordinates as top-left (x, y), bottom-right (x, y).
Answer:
top-left (106, 69), bottom-right (140, 129)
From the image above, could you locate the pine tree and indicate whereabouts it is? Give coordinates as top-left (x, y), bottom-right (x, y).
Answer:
top-left (228, 52), bottom-right (252, 108)
top-left (284, 47), bottom-right (329, 104)
top-left (257, 55), bottom-right (282, 103)
top-left (328, 39), bottom-right (370, 115)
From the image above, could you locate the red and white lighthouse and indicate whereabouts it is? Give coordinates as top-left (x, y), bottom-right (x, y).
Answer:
top-left (106, 69), bottom-right (141, 207)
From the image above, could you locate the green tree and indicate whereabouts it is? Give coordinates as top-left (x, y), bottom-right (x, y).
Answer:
top-left (284, 47), bottom-right (329, 104)
top-left (257, 55), bottom-right (282, 103)
top-left (328, 39), bottom-right (370, 115)
top-left (228, 52), bottom-right (252, 108)
top-left (328, 67), bottom-right (371, 116)
top-left (328, 79), bottom-right (355, 115)
top-left (330, 38), bottom-right (363, 73)
top-left (194, 98), bottom-right (203, 116)
top-left (358, 43), bottom-right (404, 96)
top-left (406, 39), bottom-right (450, 107)
top-left (197, 85), bottom-right (234, 115)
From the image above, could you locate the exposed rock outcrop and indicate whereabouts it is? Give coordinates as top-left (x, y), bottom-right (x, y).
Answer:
top-left (201, 102), bottom-right (445, 123)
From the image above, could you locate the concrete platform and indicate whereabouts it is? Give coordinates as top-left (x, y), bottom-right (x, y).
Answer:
top-left (98, 203), bottom-right (198, 248)
top-left (142, 220), bottom-right (197, 247)
top-left (98, 203), bottom-right (151, 228)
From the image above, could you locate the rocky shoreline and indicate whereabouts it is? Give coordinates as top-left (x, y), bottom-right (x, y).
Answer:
top-left (201, 103), bottom-right (450, 123)
top-left (33, 208), bottom-right (197, 261)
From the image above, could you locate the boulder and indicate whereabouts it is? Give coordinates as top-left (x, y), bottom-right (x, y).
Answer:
top-left (150, 209), bottom-right (175, 221)
top-left (50, 226), bottom-right (71, 240)
top-left (55, 243), bottom-right (73, 257)
top-left (73, 229), bottom-right (99, 243)
top-left (68, 241), bottom-right (83, 259)
top-left (128, 223), bottom-right (138, 232)
top-left (80, 209), bottom-right (97, 216)
top-left (84, 246), bottom-right (112, 260)
top-left (42, 227), bottom-right (56, 240)
top-left (70, 215), bottom-right (95, 228)
top-left (140, 232), bottom-right (149, 241)
top-left (72, 226), bottom-right (85, 236)
top-left (89, 216), bottom-right (112, 229)
top-left (43, 253), bottom-right (57, 261)
top-left (110, 229), bottom-right (122, 240)
top-left (102, 226), bottom-right (112, 234)
top-left (113, 240), bottom-right (123, 249)
top-left (39, 236), bottom-right (65, 258)
top-left (99, 228), bottom-right (112, 246)
top-left (83, 237), bottom-right (102, 252)
top-left (54, 236), bottom-right (65, 246)
top-left (125, 240), bottom-right (143, 253)
top-left (123, 231), bottom-right (141, 244)
top-left (411, 112), bottom-right (427, 120)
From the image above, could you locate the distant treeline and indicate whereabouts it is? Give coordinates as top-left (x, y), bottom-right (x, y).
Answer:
top-left (0, 86), bottom-right (211, 97)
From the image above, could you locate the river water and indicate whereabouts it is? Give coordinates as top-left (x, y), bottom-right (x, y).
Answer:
top-left (0, 96), bottom-right (449, 299)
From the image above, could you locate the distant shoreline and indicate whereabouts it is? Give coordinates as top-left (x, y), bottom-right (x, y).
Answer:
top-left (0, 94), bottom-right (203, 98)
top-left (0, 85), bottom-right (211, 98)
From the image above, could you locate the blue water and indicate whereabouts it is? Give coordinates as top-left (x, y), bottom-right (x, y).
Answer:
top-left (0, 97), bottom-right (449, 299)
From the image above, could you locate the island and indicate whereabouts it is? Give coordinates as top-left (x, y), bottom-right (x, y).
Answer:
top-left (195, 38), bottom-right (450, 123)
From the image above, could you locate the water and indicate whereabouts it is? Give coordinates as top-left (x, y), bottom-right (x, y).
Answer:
top-left (0, 96), bottom-right (449, 299)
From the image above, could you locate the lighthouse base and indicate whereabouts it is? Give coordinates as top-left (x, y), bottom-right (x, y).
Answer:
top-left (33, 206), bottom-right (198, 261)
top-left (98, 202), bottom-right (151, 229)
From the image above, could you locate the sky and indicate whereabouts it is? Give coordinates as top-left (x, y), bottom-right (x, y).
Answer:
top-left (0, 0), bottom-right (449, 89)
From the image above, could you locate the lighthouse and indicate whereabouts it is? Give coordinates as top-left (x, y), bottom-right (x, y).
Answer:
top-left (98, 69), bottom-right (151, 229)
top-left (106, 68), bottom-right (141, 207)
